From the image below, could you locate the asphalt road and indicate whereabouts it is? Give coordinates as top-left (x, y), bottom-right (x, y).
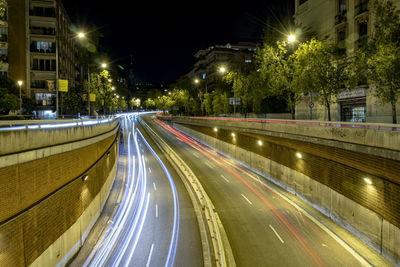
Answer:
top-left (144, 115), bottom-right (372, 267)
top-left (70, 114), bottom-right (202, 267)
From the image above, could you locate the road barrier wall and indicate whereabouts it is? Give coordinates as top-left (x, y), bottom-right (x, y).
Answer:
top-left (173, 123), bottom-right (400, 266)
top-left (161, 116), bottom-right (400, 161)
top-left (0, 119), bottom-right (119, 266)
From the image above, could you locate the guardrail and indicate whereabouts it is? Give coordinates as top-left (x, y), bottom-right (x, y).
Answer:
top-left (157, 114), bottom-right (400, 132)
top-left (0, 118), bottom-right (116, 131)
top-left (139, 118), bottom-right (228, 267)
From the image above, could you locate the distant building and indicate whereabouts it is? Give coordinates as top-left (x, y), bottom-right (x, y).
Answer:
top-left (6, 0), bottom-right (85, 118)
top-left (294, 0), bottom-right (400, 123)
top-left (187, 42), bottom-right (256, 92)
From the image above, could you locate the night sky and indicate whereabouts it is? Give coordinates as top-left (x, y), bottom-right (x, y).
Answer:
top-left (63, 1), bottom-right (293, 84)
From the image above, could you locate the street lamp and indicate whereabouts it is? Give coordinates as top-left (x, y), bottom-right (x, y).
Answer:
top-left (288, 34), bottom-right (296, 43)
top-left (77, 32), bottom-right (85, 39)
top-left (194, 78), bottom-right (199, 84)
top-left (219, 66), bottom-right (226, 73)
top-left (111, 86), bottom-right (115, 91)
top-left (17, 80), bottom-right (23, 114)
top-left (101, 63), bottom-right (107, 69)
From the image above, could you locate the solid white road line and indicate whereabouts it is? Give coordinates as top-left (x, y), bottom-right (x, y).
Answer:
top-left (241, 194), bottom-right (253, 205)
top-left (153, 182), bottom-right (157, 191)
top-left (155, 204), bottom-right (158, 218)
top-left (220, 174), bottom-right (230, 183)
top-left (145, 244), bottom-right (154, 267)
top-left (269, 224), bottom-right (285, 244)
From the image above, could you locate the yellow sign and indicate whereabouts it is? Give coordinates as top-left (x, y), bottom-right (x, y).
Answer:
top-left (89, 93), bottom-right (96, 102)
top-left (58, 79), bottom-right (68, 92)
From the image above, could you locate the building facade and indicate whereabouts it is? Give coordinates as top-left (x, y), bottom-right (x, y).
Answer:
top-left (7, 0), bottom-right (84, 118)
top-left (188, 42), bottom-right (256, 93)
top-left (294, 0), bottom-right (400, 123)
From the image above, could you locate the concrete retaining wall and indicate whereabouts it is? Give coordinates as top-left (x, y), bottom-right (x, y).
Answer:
top-left (175, 123), bottom-right (400, 266)
top-left (167, 117), bottom-right (400, 161)
top-left (0, 120), bottom-right (120, 266)
top-left (30, 160), bottom-right (117, 267)
top-left (0, 119), bottom-right (118, 156)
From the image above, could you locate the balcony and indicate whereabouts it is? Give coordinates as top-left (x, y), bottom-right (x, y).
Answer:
top-left (30, 27), bottom-right (56, 36)
top-left (31, 80), bottom-right (47, 89)
top-left (30, 44), bottom-right (56, 54)
top-left (335, 11), bottom-right (347, 25)
top-left (29, 7), bottom-right (56, 18)
top-left (355, 1), bottom-right (369, 16)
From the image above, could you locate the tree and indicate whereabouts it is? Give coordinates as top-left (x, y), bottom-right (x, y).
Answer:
top-left (293, 39), bottom-right (345, 121)
top-left (144, 98), bottom-right (156, 110)
top-left (155, 96), bottom-right (175, 114)
top-left (257, 41), bottom-right (300, 119)
top-left (0, 76), bottom-right (21, 115)
top-left (204, 93), bottom-right (213, 115)
top-left (366, 0), bottom-right (400, 124)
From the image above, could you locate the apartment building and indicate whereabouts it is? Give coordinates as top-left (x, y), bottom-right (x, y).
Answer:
top-left (188, 42), bottom-right (256, 92)
top-left (7, 0), bottom-right (84, 118)
top-left (294, 0), bottom-right (400, 123)
top-left (0, 2), bottom-right (8, 77)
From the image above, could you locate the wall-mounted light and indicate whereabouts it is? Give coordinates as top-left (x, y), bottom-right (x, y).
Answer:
top-left (213, 127), bottom-right (218, 132)
top-left (363, 178), bottom-right (372, 185)
top-left (258, 140), bottom-right (263, 146)
top-left (296, 152), bottom-right (302, 159)
top-left (82, 175), bottom-right (89, 181)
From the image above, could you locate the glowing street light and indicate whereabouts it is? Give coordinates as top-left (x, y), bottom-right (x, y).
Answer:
top-left (17, 80), bottom-right (23, 114)
top-left (364, 178), bottom-right (373, 185)
top-left (288, 34), bottom-right (296, 43)
top-left (258, 140), bottom-right (263, 146)
top-left (219, 66), bottom-right (226, 73)
top-left (108, 79), bottom-right (112, 82)
top-left (111, 86), bottom-right (115, 91)
top-left (231, 133), bottom-right (236, 137)
top-left (101, 63), bottom-right (107, 68)
top-left (194, 78), bottom-right (200, 84)
top-left (296, 152), bottom-right (303, 159)
top-left (77, 32), bottom-right (85, 39)
top-left (213, 127), bottom-right (218, 132)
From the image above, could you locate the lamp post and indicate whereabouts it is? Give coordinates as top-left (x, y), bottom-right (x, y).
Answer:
top-left (17, 80), bottom-right (23, 114)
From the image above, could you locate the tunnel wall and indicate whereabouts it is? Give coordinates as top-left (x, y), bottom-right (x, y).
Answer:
top-left (174, 123), bottom-right (400, 266)
top-left (0, 120), bottom-right (119, 266)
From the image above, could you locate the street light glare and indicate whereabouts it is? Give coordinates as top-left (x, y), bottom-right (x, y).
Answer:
top-left (288, 34), bottom-right (296, 43)
top-left (17, 80), bottom-right (23, 86)
top-left (101, 63), bottom-right (107, 68)
top-left (77, 32), bottom-right (85, 39)
top-left (219, 66), bottom-right (226, 73)
top-left (194, 79), bottom-right (199, 84)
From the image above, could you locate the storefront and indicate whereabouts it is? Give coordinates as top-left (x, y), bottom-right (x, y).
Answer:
top-left (338, 88), bottom-right (366, 122)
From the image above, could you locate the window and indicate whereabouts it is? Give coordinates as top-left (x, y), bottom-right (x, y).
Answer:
top-left (32, 58), bottom-right (57, 71)
top-left (338, 30), bottom-right (346, 42)
top-left (339, 0), bottom-right (346, 13)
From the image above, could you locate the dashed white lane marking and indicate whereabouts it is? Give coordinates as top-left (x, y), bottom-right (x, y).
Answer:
top-left (148, 167), bottom-right (152, 173)
top-left (193, 153), bottom-right (200, 158)
top-left (241, 193), bottom-right (253, 205)
top-left (145, 243), bottom-right (154, 267)
top-left (145, 157), bottom-right (148, 162)
top-left (322, 243), bottom-right (328, 248)
top-left (205, 162), bottom-right (214, 169)
top-left (153, 182), bottom-right (156, 191)
top-left (269, 224), bottom-right (285, 244)
top-left (220, 174), bottom-right (230, 183)
top-left (155, 204), bottom-right (158, 218)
